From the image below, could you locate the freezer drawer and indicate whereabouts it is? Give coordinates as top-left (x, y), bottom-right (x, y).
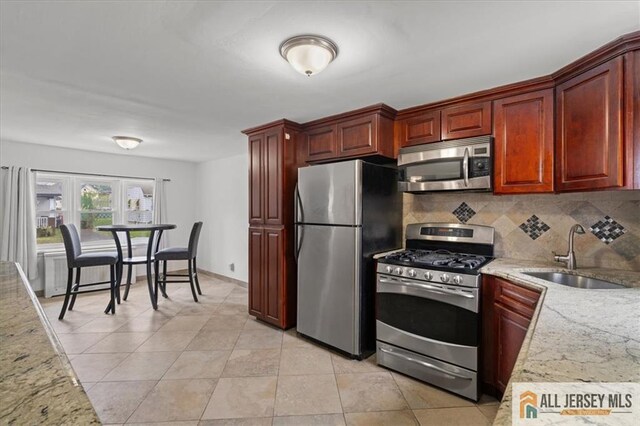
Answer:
top-left (296, 224), bottom-right (361, 354)
top-left (297, 160), bottom-right (361, 226)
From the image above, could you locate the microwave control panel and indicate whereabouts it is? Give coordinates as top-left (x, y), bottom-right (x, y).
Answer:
top-left (470, 158), bottom-right (491, 177)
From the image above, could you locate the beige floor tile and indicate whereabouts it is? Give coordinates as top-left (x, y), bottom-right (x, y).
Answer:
top-left (234, 328), bottom-right (283, 350)
top-left (199, 419), bottom-right (272, 426)
top-left (201, 376), bottom-right (277, 419)
top-left (163, 350), bottom-right (231, 379)
top-left (274, 374), bottom-right (342, 416)
top-left (128, 379), bottom-right (217, 423)
top-left (273, 414), bottom-right (346, 426)
top-left (279, 347), bottom-right (334, 376)
top-left (478, 394), bottom-right (500, 405)
top-left (331, 354), bottom-right (381, 374)
top-left (136, 330), bottom-right (198, 352)
top-left (159, 315), bottom-right (211, 332)
top-left (477, 403), bottom-right (499, 423)
top-left (202, 314), bottom-right (248, 330)
top-left (344, 410), bottom-right (418, 426)
top-left (413, 407), bottom-right (490, 426)
top-left (71, 316), bottom-right (131, 333)
top-left (69, 353), bottom-right (129, 382)
top-left (281, 330), bottom-right (316, 349)
top-left (81, 381), bottom-right (97, 392)
top-left (222, 349), bottom-right (280, 377)
top-left (336, 372), bottom-right (408, 413)
top-left (243, 318), bottom-right (277, 330)
top-left (176, 303), bottom-right (221, 316)
top-left (186, 329), bottom-right (241, 351)
top-left (128, 422), bottom-right (198, 426)
top-left (392, 373), bottom-right (474, 409)
top-left (56, 332), bottom-right (109, 354)
top-left (102, 351), bottom-right (181, 381)
top-left (114, 313), bottom-right (172, 333)
top-left (84, 332), bottom-right (154, 353)
top-left (86, 380), bottom-right (156, 423)
top-left (49, 315), bottom-right (97, 333)
top-left (217, 304), bottom-right (248, 316)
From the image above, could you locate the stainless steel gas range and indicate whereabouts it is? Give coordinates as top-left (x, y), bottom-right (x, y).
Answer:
top-left (375, 223), bottom-right (495, 401)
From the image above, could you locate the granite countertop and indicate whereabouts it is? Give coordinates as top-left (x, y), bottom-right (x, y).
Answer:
top-left (0, 262), bottom-right (99, 424)
top-left (480, 258), bottom-right (640, 425)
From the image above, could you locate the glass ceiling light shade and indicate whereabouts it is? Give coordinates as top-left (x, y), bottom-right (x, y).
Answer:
top-left (112, 136), bottom-right (143, 150)
top-left (280, 35), bottom-right (338, 76)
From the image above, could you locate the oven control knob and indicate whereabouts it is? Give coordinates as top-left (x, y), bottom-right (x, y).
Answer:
top-left (423, 271), bottom-right (433, 280)
top-left (385, 266), bottom-right (393, 274)
top-left (452, 275), bottom-right (463, 285)
top-left (440, 273), bottom-right (450, 283)
top-left (394, 267), bottom-right (403, 275)
top-left (407, 269), bottom-right (417, 278)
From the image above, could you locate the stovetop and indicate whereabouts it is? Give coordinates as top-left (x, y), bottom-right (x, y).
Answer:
top-left (379, 249), bottom-right (493, 274)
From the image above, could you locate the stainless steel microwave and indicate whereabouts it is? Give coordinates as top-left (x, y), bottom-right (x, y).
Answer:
top-left (398, 136), bottom-right (492, 193)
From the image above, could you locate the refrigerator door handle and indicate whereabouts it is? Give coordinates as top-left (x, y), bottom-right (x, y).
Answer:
top-left (295, 225), bottom-right (304, 262)
top-left (295, 183), bottom-right (303, 224)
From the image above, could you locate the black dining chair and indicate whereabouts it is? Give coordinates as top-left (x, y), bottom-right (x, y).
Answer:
top-left (58, 224), bottom-right (119, 320)
top-left (153, 222), bottom-right (203, 303)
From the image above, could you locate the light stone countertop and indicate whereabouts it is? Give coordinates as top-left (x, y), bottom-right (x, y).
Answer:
top-left (0, 261), bottom-right (99, 424)
top-left (480, 258), bottom-right (640, 425)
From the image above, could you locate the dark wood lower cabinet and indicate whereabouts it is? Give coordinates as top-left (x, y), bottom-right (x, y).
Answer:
top-left (482, 275), bottom-right (541, 398)
top-left (248, 226), bottom-right (295, 329)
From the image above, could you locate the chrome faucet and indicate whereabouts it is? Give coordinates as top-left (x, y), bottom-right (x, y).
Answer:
top-left (554, 224), bottom-right (586, 270)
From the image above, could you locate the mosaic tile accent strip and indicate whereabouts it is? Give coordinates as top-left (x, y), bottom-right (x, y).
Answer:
top-left (519, 215), bottom-right (550, 240)
top-left (452, 202), bottom-right (476, 223)
top-left (590, 216), bottom-right (627, 244)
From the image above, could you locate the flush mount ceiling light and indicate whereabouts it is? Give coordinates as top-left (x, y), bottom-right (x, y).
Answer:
top-left (112, 136), bottom-right (143, 150)
top-left (279, 35), bottom-right (338, 77)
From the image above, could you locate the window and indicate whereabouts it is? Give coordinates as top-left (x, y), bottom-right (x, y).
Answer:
top-left (35, 173), bottom-right (154, 247)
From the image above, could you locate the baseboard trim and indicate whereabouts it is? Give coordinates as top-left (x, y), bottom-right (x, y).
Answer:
top-left (197, 269), bottom-right (247, 288)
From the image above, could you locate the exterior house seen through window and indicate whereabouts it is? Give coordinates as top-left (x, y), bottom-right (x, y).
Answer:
top-left (35, 173), bottom-right (154, 246)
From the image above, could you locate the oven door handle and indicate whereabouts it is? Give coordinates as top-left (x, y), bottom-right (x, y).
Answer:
top-left (379, 277), bottom-right (475, 299)
top-left (462, 147), bottom-right (470, 187)
top-left (378, 347), bottom-right (472, 381)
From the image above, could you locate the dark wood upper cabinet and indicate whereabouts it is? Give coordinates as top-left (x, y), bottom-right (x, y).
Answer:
top-left (482, 275), bottom-right (541, 398)
top-left (625, 50), bottom-right (639, 189)
top-left (441, 101), bottom-right (492, 140)
top-left (493, 89), bottom-right (554, 194)
top-left (248, 134), bottom-right (264, 225)
top-left (264, 130), bottom-right (283, 225)
top-left (555, 57), bottom-right (624, 191)
top-left (302, 104), bottom-right (396, 163)
top-left (305, 124), bottom-right (337, 163)
top-left (396, 110), bottom-right (441, 148)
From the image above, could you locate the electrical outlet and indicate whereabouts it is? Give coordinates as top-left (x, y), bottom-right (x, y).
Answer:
top-left (229, 263), bottom-right (235, 272)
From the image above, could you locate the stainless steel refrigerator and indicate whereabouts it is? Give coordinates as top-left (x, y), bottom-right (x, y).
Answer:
top-left (295, 160), bottom-right (401, 358)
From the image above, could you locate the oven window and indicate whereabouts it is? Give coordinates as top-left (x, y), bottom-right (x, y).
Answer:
top-left (402, 160), bottom-right (463, 182)
top-left (377, 293), bottom-right (478, 347)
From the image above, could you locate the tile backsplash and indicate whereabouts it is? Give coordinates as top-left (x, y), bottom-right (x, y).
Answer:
top-left (403, 190), bottom-right (640, 271)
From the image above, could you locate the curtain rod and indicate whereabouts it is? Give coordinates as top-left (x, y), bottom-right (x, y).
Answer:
top-left (1, 166), bottom-right (171, 182)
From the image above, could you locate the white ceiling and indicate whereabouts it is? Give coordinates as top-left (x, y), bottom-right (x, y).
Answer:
top-left (1, 1), bottom-right (638, 162)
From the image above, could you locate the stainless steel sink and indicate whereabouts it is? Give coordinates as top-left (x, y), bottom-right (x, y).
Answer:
top-left (523, 272), bottom-right (626, 289)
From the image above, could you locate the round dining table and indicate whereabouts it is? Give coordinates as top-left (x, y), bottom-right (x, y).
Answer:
top-left (97, 223), bottom-right (176, 309)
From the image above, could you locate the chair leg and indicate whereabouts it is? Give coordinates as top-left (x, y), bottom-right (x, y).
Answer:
top-left (193, 257), bottom-right (202, 295)
top-left (154, 260), bottom-right (160, 306)
top-left (188, 258), bottom-right (198, 303)
top-left (58, 268), bottom-right (74, 320)
top-left (161, 261), bottom-right (168, 298)
top-left (123, 263), bottom-right (133, 301)
top-left (68, 267), bottom-right (81, 311)
top-left (108, 264), bottom-right (116, 315)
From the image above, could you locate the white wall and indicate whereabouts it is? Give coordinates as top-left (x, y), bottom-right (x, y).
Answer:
top-left (1, 139), bottom-right (198, 291)
top-left (195, 153), bottom-right (248, 283)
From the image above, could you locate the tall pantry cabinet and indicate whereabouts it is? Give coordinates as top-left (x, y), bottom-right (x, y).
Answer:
top-left (242, 120), bottom-right (301, 329)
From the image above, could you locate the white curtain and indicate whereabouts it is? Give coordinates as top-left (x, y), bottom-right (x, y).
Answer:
top-left (0, 166), bottom-right (38, 279)
top-left (153, 178), bottom-right (168, 249)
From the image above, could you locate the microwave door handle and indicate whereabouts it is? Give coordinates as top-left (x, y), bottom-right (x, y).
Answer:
top-left (462, 147), bottom-right (470, 187)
